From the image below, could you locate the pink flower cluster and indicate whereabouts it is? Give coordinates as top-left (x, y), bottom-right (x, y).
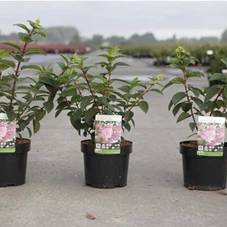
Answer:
top-left (198, 124), bottom-right (225, 145)
top-left (95, 122), bottom-right (122, 144)
top-left (0, 122), bottom-right (16, 143)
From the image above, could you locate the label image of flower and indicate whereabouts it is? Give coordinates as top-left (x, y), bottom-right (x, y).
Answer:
top-left (198, 123), bottom-right (225, 146)
top-left (0, 122), bottom-right (7, 142)
top-left (0, 122), bottom-right (16, 144)
top-left (95, 121), bottom-right (121, 144)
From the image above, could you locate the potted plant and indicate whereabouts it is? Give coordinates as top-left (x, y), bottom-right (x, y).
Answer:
top-left (163, 46), bottom-right (227, 191)
top-left (0, 19), bottom-right (54, 187)
top-left (39, 46), bottom-right (163, 188)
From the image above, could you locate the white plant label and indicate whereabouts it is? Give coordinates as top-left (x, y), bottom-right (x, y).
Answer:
top-left (197, 116), bottom-right (226, 157)
top-left (0, 113), bottom-right (16, 153)
top-left (94, 115), bottom-right (122, 154)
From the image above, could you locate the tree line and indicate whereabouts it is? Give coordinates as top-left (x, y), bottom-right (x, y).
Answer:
top-left (1, 26), bottom-right (227, 47)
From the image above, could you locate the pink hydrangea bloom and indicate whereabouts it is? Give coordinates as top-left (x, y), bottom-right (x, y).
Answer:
top-left (0, 122), bottom-right (7, 139)
top-left (100, 125), bottom-right (113, 141)
top-left (200, 125), bottom-right (216, 144)
top-left (95, 122), bottom-right (102, 131)
top-left (214, 126), bottom-right (225, 144)
top-left (108, 125), bottom-right (122, 143)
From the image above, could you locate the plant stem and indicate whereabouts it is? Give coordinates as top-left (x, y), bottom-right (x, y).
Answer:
top-left (210, 84), bottom-right (226, 116)
top-left (9, 30), bottom-right (34, 111)
top-left (183, 70), bottom-right (198, 131)
top-left (82, 69), bottom-right (101, 114)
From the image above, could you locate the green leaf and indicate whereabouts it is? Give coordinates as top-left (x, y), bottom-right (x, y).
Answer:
top-left (209, 73), bottom-right (227, 82)
top-left (18, 32), bottom-right (33, 43)
top-left (191, 97), bottom-right (203, 107)
top-left (36, 109), bottom-right (46, 121)
top-left (185, 69), bottom-right (204, 78)
top-left (0, 59), bottom-right (16, 68)
top-left (25, 48), bottom-right (46, 55)
top-left (172, 102), bottom-right (183, 116)
top-left (21, 65), bottom-right (42, 71)
top-left (221, 57), bottom-right (227, 66)
top-left (204, 86), bottom-right (221, 103)
top-left (168, 100), bottom-right (173, 110)
top-left (44, 101), bottom-right (54, 113)
top-left (14, 23), bottom-right (30, 33)
top-left (138, 100), bottom-right (149, 113)
top-left (123, 122), bottom-right (131, 132)
top-left (0, 49), bottom-right (10, 57)
top-left (189, 122), bottom-right (197, 132)
top-left (171, 91), bottom-right (186, 105)
top-left (2, 42), bottom-right (21, 52)
top-left (124, 110), bottom-right (134, 123)
top-left (70, 109), bottom-right (83, 121)
top-left (5, 110), bottom-right (16, 121)
top-left (39, 77), bottom-right (59, 87)
top-left (182, 102), bottom-right (192, 112)
top-left (112, 62), bottom-right (129, 68)
top-left (163, 77), bottom-right (184, 90)
top-left (84, 108), bottom-right (98, 123)
top-left (188, 85), bottom-right (203, 97)
top-left (26, 127), bottom-right (32, 137)
top-left (176, 112), bottom-right (191, 123)
top-left (80, 96), bottom-right (93, 109)
top-left (33, 119), bottom-right (40, 134)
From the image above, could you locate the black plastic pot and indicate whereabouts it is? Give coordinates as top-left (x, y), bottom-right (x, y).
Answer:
top-left (180, 141), bottom-right (227, 191)
top-left (0, 139), bottom-right (31, 187)
top-left (81, 140), bottom-right (132, 188)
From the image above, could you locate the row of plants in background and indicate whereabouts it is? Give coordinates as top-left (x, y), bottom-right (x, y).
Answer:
top-left (120, 42), bottom-right (227, 71)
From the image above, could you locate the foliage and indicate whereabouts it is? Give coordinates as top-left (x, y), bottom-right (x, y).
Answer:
top-left (0, 19), bottom-right (53, 138)
top-left (39, 46), bottom-right (163, 141)
top-left (163, 46), bottom-right (227, 134)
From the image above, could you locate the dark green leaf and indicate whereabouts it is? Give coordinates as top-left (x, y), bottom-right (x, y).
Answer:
top-left (171, 91), bottom-right (186, 105)
top-left (36, 109), bottom-right (46, 121)
top-left (189, 122), bottom-right (197, 132)
top-left (138, 100), bottom-right (149, 113)
top-left (33, 119), bottom-right (40, 134)
top-left (182, 102), bottom-right (192, 112)
top-left (209, 73), bottom-right (227, 82)
top-left (84, 108), bottom-right (98, 123)
top-left (204, 86), bottom-right (221, 103)
top-left (124, 110), bottom-right (134, 123)
top-left (80, 96), bottom-right (93, 109)
top-left (44, 101), bottom-right (54, 113)
top-left (168, 100), bottom-right (173, 110)
top-left (176, 112), bottom-right (191, 123)
top-left (172, 102), bottom-right (183, 116)
top-left (163, 77), bottom-right (184, 90)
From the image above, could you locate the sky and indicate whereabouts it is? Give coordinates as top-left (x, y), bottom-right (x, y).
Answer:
top-left (0, 0), bottom-right (227, 40)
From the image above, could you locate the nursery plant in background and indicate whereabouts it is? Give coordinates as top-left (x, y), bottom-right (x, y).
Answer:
top-left (163, 46), bottom-right (227, 191)
top-left (39, 46), bottom-right (163, 188)
top-left (0, 19), bottom-right (53, 186)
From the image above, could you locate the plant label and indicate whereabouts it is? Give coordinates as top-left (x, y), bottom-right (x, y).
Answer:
top-left (0, 113), bottom-right (16, 153)
top-left (94, 115), bottom-right (122, 154)
top-left (197, 116), bottom-right (226, 157)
